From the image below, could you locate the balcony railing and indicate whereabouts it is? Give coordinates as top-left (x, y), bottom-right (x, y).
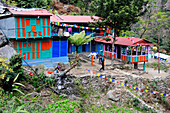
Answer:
top-left (104, 51), bottom-right (117, 59)
top-left (121, 54), bottom-right (148, 63)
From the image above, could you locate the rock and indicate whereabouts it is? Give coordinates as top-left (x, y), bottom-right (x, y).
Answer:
top-left (54, 62), bottom-right (70, 71)
top-left (0, 31), bottom-right (8, 47)
top-left (24, 84), bottom-right (35, 91)
top-left (69, 94), bottom-right (80, 100)
top-left (0, 45), bottom-right (16, 61)
top-left (30, 92), bottom-right (39, 97)
top-left (165, 98), bottom-right (170, 110)
top-left (41, 90), bottom-right (51, 97)
top-left (106, 90), bottom-right (120, 102)
top-left (124, 64), bottom-right (132, 70)
top-left (82, 80), bottom-right (88, 84)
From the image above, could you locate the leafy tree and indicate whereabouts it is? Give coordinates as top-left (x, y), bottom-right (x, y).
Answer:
top-left (69, 30), bottom-right (93, 60)
top-left (88, 0), bottom-right (153, 65)
top-left (66, 31), bottom-right (93, 73)
top-left (3, 0), bottom-right (53, 9)
top-left (162, 38), bottom-right (170, 54)
top-left (132, 10), bottom-right (168, 54)
top-left (133, 11), bottom-right (168, 37)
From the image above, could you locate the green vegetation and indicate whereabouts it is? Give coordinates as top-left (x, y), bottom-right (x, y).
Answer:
top-left (146, 62), bottom-right (169, 72)
top-left (44, 98), bottom-right (79, 113)
top-left (68, 30), bottom-right (93, 68)
top-left (0, 54), bottom-right (24, 92)
top-left (25, 69), bottom-right (55, 92)
top-left (86, 0), bottom-right (154, 65)
top-left (2, 0), bottom-right (54, 9)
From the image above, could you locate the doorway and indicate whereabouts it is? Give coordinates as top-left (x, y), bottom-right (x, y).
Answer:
top-left (117, 46), bottom-right (121, 59)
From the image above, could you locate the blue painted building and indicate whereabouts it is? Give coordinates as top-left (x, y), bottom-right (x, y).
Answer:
top-left (50, 15), bottom-right (112, 54)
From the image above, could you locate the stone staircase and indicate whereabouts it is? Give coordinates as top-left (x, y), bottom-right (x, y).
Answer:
top-left (107, 75), bottom-right (126, 102)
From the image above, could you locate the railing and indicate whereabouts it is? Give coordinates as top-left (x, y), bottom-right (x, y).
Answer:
top-left (121, 54), bottom-right (148, 63)
top-left (104, 51), bottom-right (117, 59)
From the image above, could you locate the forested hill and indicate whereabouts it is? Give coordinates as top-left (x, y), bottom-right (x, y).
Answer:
top-left (0, 0), bottom-right (170, 54)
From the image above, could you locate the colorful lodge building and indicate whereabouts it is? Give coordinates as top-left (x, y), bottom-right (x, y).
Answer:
top-left (50, 15), bottom-right (112, 54)
top-left (0, 7), bottom-right (68, 67)
top-left (94, 36), bottom-right (154, 70)
top-left (0, 7), bottom-right (154, 69)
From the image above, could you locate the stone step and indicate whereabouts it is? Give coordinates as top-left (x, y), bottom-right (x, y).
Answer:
top-left (115, 91), bottom-right (121, 94)
top-left (115, 77), bottom-right (125, 80)
top-left (115, 88), bottom-right (121, 91)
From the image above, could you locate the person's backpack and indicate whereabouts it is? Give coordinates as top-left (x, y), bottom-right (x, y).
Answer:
top-left (102, 57), bottom-right (104, 62)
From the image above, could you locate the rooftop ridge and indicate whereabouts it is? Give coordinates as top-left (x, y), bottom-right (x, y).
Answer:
top-left (11, 8), bottom-right (44, 11)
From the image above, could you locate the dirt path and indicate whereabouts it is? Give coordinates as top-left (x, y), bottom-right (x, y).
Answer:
top-left (69, 53), bottom-right (169, 79)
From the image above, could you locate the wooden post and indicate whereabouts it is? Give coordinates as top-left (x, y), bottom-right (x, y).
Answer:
top-left (125, 47), bottom-right (127, 55)
top-left (116, 46), bottom-right (117, 54)
top-left (145, 46), bottom-right (147, 55)
top-left (134, 63), bottom-right (138, 69)
top-left (148, 46), bottom-right (149, 55)
top-left (91, 55), bottom-right (93, 66)
top-left (69, 43), bottom-right (71, 53)
top-left (143, 62), bottom-right (145, 71)
top-left (131, 47), bottom-right (133, 56)
top-left (158, 33), bottom-right (160, 73)
top-left (90, 41), bottom-right (91, 52)
top-left (120, 46), bottom-right (122, 55)
top-left (134, 46), bottom-right (138, 69)
top-left (104, 44), bottom-right (105, 52)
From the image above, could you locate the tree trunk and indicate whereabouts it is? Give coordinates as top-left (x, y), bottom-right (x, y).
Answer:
top-left (111, 28), bottom-right (116, 65)
top-left (75, 46), bottom-right (79, 62)
top-left (140, 29), bottom-right (147, 39)
top-left (64, 61), bottom-right (79, 74)
top-left (58, 46), bottom-right (80, 76)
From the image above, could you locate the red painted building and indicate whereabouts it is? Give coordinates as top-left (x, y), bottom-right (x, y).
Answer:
top-left (95, 36), bottom-right (154, 69)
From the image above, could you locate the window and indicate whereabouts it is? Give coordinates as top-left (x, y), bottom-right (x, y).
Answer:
top-left (33, 32), bottom-right (37, 37)
top-left (23, 43), bottom-right (26, 47)
top-left (26, 19), bottom-right (30, 25)
top-left (37, 19), bottom-right (40, 25)
top-left (31, 25), bottom-right (36, 31)
top-left (41, 42), bottom-right (49, 51)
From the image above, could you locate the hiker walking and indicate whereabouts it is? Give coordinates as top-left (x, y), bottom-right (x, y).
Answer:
top-left (99, 54), bottom-right (105, 71)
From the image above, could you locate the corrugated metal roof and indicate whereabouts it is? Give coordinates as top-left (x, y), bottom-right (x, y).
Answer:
top-left (51, 15), bottom-right (100, 23)
top-left (7, 7), bottom-right (52, 16)
top-left (94, 36), bottom-right (154, 46)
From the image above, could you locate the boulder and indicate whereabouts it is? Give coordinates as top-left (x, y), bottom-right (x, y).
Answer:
top-left (55, 62), bottom-right (70, 71)
top-left (106, 90), bottom-right (120, 102)
top-left (0, 31), bottom-right (8, 47)
top-left (165, 98), bottom-right (170, 110)
top-left (0, 45), bottom-right (16, 61)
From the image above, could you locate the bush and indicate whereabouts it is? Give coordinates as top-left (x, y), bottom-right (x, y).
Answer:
top-left (0, 54), bottom-right (25, 92)
top-left (133, 98), bottom-right (140, 107)
top-left (26, 68), bottom-right (55, 91)
top-left (0, 57), bottom-right (17, 92)
top-left (9, 54), bottom-right (24, 80)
